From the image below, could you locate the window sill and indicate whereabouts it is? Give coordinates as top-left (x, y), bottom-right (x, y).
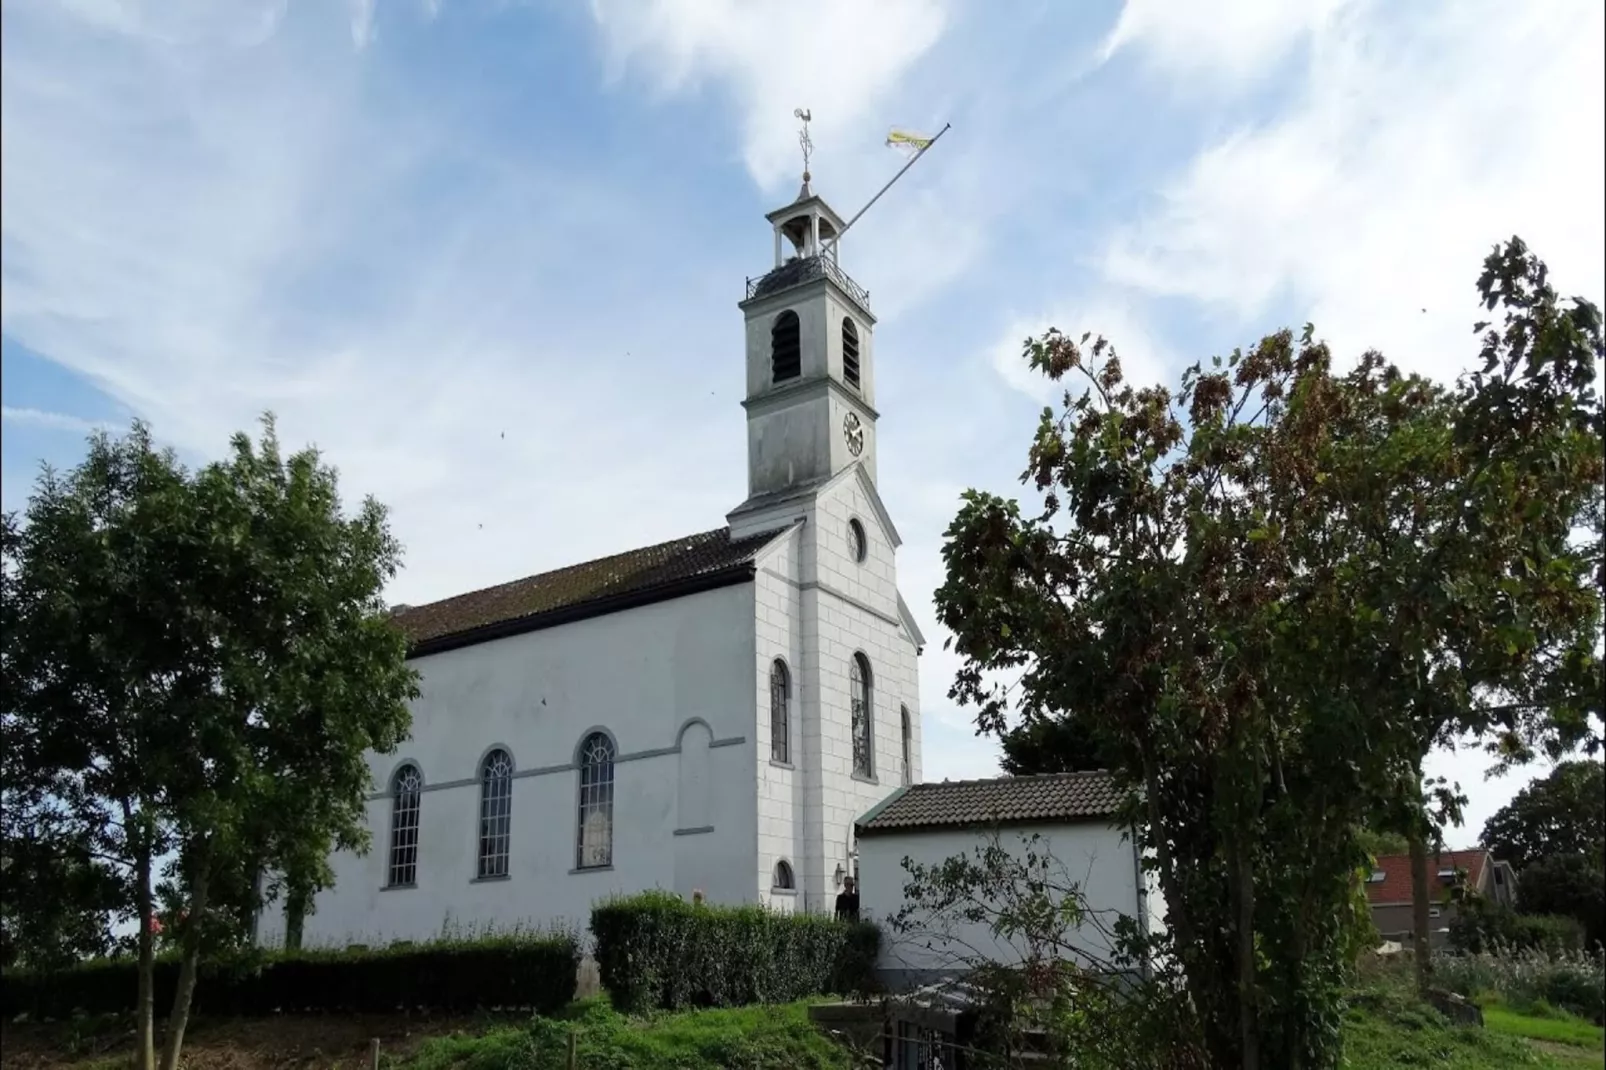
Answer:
top-left (674, 825), bottom-right (715, 837)
top-left (471, 874), bottom-right (511, 884)
top-left (380, 883), bottom-right (417, 892)
top-left (769, 759), bottom-right (795, 771)
top-left (851, 772), bottom-right (878, 785)
top-left (770, 887), bottom-right (798, 897)
top-left (570, 865), bottom-right (614, 875)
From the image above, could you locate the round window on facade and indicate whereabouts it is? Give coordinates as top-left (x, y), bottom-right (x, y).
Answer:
top-left (847, 518), bottom-right (868, 563)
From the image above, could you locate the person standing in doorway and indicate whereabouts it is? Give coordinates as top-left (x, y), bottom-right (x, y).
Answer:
top-left (834, 876), bottom-right (860, 922)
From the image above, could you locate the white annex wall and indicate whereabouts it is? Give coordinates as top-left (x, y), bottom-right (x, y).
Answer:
top-left (259, 582), bottom-right (760, 948)
top-left (857, 821), bottom-right (1144, 982)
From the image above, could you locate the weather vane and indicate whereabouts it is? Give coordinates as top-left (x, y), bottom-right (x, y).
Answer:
top-left (794, 107), bottom-right (813, 182)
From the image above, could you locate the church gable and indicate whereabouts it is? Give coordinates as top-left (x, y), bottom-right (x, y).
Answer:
top-left (392, 527), bottom-right (779, 657)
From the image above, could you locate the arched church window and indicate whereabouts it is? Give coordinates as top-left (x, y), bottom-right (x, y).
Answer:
top-left (901, 706), bottom-right (913, 786)
top-left (773, 859), bottom-right (795, 890)
top-left (388, 764), bottom-right (422, 888)
top-left (576, 732), bottom-right (615, 870)
top-left (772, 310), bottom-right (801, 383)
top-left (478, 748), bottom-right (513, 879)
top-left (850, 654), bottom-right (874, 778)
top-left (770, 659), bottom-right (791, 764)
top-left (841, 318), bottom-right (861, 390)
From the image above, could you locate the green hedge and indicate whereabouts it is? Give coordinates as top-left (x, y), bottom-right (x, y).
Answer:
top-left (1447, 904), bottom-right (1584, 956)
top-left (0, 932), bottom-right (579, 1020)
top-left (590, 891), bottom-right (880, 1014)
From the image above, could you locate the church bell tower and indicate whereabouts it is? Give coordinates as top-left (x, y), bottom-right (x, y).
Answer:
top-left (735, 160), bottom-right (879, 504)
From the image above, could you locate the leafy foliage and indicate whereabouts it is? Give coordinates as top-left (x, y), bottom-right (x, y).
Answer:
top-left (933, 239), bottom-right (1603, 1068)
top-left (1516, 854), bottom-right (1606, 950)
top-left (1, 417), bottom-right (419, 1070)
top-left (0, 930), bottom-right (579, 1020)
top-left (998, 714), bottom-right (1111, 775)
top-left (588, 891), bottom-right (879, 1014)
top-left (1448, 902), bottom-right (1585, 956)
top-left (889, 830), bottom-right (1210, 1068)
top-left (1481, 761), bottom-right (1606, 872)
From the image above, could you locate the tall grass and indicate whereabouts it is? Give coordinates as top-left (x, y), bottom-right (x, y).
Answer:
top-left (1434, 944), bottom-right (1605, 1024)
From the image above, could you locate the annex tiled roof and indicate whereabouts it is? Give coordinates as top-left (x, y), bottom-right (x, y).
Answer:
top-left (391, 526), bottom-right (775, 655)
top-left (855, 771), bottom-right (1122, 836)
top-left (1363, 849), bottom-right (1489, 905)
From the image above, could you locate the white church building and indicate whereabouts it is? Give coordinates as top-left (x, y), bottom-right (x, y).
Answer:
top-left (260, 177), bottom-right (926, 946)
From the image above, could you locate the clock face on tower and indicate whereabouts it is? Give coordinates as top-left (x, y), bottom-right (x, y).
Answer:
top-left (843, 412), bottom-right (865, 457)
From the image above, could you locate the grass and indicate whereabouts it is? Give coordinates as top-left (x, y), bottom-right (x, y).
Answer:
top-left (397, 997), bottom-right (863, 1070)
top-left (1483, 1002), bottom-right (1605, 1048)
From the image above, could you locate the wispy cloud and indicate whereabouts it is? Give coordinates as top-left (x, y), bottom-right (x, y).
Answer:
top-left (1097, 0), bottom-right (1351, 88)
top-left (1, 405), bottom-right (116, 435)
top-left (1099, 0), bottom-right (1606, 383)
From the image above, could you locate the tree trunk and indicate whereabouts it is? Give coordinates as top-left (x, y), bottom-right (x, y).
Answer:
top-left (1232, 836), bottom-right (1260, 1070)
top-left (131, 813), bottom-right (156, 1070)
top-left (158, 864), bottom-right (211, 1070)
top-left (1409, 821), bottom-right (1433, 994)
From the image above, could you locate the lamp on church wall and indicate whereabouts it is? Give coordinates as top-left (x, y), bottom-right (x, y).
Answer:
top-left (833, 863), bottom-right (845, 889)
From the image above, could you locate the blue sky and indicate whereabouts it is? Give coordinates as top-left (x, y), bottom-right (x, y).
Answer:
top-left (3, 0), bottom-right (1602, 845)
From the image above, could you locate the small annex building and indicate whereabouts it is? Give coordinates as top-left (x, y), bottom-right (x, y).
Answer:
top-left (853, 771), bottom-right (1165, 991)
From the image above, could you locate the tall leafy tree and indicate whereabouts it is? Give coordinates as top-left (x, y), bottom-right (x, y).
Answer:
top-left (2, 417), bottom-right (419, 1070)
top-left (934, 239), bottom-right (1602, 1068)
top-left (1480, 760), bottom-right (1605, 871)
top-left (998, 714), bottom-right (1111, 775)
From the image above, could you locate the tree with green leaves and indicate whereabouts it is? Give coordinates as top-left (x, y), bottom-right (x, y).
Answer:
top-left (1516, 853), bottom-right (1606, 950)
top-left (1, 417), bottom-right (418, 1070)
top-left (998, 714), bottom-right (1111, 776)
top-left (934, 238), bottom-right (1602, 1068)
top-left (1480, 760), bottom-right (1605, 872)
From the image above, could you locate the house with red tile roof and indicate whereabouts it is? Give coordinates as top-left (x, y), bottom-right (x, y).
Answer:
top-left (1363, 848), bottom-right (1518, 947)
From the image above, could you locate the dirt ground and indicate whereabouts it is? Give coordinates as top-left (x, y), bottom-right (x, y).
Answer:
top-left (1, 1013), bottom-right (493, 1070)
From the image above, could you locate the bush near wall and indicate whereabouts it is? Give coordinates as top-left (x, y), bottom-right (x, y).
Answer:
top-left (0, 931), bottom-right (580, 1020)
top-left (1448, 903), bottom-right (1584, 956)
top-left (590, 892), bottom-right (880, 1014)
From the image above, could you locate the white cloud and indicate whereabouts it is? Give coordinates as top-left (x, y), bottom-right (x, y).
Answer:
top-left (0, 1), bottom-right (743, 611)
top-left (349, 0), bottom-right (375, 49)
top-left (1101, 0), bottom-right (1606, 385)
top-left (587, 0), bottom-right (948, 193)
top-left (1098, 0), bottom-right (1352, 88)
top-left (1, 405), bottom-right (117, 435)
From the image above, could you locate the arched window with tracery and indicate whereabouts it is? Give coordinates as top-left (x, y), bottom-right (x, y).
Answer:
top-left (478, 748), bottom-right (513, 879)
top-left (576, 732), bottom-right (616, 869)
top-left (850, 654), bottom-right (874, 778)
top-left (770, 659), bottom-right (791, 764)
top-left (388, 764), bottom-right (422, 888)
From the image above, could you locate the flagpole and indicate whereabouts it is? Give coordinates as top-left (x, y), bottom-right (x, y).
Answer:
top-left (822, 122), bottom-right (951, 255)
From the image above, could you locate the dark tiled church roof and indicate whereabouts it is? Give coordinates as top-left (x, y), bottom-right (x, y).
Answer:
top-left (391, 526), bottom-right (776, 656)
top-left (855, 771), bottom-right (1122, 837)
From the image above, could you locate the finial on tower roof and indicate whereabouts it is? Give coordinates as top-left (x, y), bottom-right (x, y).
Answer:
top-left (793, 107), bottom-right (813, 199)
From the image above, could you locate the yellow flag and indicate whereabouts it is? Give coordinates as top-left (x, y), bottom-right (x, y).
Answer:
top-left (886, 128), bottom-right (934, 156)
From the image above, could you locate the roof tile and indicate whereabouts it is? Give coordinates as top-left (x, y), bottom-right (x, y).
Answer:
top-left (1363, 849), bottom-right (1489, 905)
top-left (391, 526), bottom-right (774, 653)
top-left (856, 771), bottom-right (1122, 836)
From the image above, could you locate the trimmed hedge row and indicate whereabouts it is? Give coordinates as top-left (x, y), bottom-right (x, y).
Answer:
top-left (0, 932), bottom-right (579, 1020)
top-left (1448, 904), bottom-right (1584, 956)
top-left (590, 891), bottom-right (879, 1014)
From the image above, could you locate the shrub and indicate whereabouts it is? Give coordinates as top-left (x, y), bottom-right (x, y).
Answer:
top-left (1435, 945), bottom-right (1605, 1023)
top-left (0, 929), bottom-right (579, 1020)
top-left (1447, 902), bottom-right (1582, 955)
top-left (589, 891), bottom-right (879, 1014)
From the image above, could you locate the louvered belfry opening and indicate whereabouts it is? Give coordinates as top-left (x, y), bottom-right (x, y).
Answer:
top-left (841, 317), bottom-right (860, 389)
top-left (772, 309), bottom-right (801, 382)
